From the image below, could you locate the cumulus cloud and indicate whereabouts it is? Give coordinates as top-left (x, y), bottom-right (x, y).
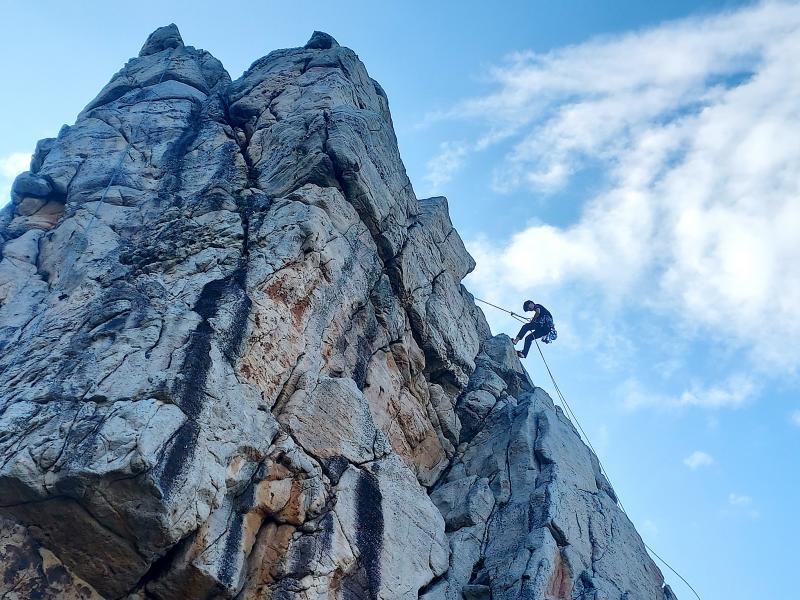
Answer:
top-left (439, 2), bottom-right (800, 371)
top-left (683, 450), bottom-right (715, 470)
top-left (0, 152), bottom-right (31, 207)
top-left (620, 374), bottom-right (756, 411)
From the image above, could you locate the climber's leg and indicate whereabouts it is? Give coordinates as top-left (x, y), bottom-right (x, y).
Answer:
top-left (513, 322), bottom-right (534, 344)
top-left (519, 323), bottom-right (550, 358)
top-left (520, 332), bottom-right (535, 358)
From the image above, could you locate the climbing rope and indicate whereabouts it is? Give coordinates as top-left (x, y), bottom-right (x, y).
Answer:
top-left (641, 540), bottom-right (703, 600)
top-left (83, 48), bottom-right (178, 233)
top-left (472, 297), bottom-right (529, 323)
top-left (473, 297), bottom-right (702, 600)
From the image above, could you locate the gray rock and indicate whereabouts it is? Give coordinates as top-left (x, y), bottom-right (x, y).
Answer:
top-left (305, 31), bottom-right (340, 50)
top-left (0, 516), bottom-right (103, 599)
top-left (11, 170), bottom-right (51, 199)
top-left (30, 137), bottom-right (56, 173)
top-left (139, 23), bottom-right (184, 56)
top-left (463, 584), bottom-right (491, 600)
top-left (428, 336), bottom-right (674, 600)
top-left (0, 24), bottom-right (677, 600)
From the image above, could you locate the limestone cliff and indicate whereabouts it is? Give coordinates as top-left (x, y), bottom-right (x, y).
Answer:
top-left (0, 25), bottom-right (677, 600)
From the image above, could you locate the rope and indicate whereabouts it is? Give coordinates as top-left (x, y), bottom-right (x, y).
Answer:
top-left (643, 541), bottom-right (704, 600)
top-left (83, 48), bottom-right (177, 233)
top-left (473, 297), bottom-right (702, 600)
top-left (473, 297), bottom-right (529, 323)
top-left (533, 340), bottom-right (599, 461)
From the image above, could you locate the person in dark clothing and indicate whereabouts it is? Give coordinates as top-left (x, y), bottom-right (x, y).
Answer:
top-left (512, 300), bottom-right (557, 358)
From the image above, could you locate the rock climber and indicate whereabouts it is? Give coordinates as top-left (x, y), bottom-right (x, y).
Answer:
top-left (512, 300), bottom-right (557, 358)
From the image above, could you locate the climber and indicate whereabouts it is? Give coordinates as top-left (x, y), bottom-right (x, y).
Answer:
top-left (511, 300), bottom-right (557, 358)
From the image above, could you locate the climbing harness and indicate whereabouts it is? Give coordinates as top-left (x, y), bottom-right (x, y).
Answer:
top-left (541, 325), bottom-right (558, 344)
top-left (474, 297), bottom-right (703, 600)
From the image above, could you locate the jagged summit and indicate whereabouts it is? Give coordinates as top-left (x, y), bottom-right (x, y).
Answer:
top-left (305, 30), bottom-right (339, 49)
top-left (139, 23), bottom-right (184, 56)
top-left (0, 27), bottom-right (677, 600)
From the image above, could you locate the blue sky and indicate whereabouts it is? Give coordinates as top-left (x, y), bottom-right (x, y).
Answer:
top-left (2, 2), bottom-right (798, 599)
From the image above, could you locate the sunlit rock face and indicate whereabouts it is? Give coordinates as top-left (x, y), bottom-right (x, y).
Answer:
top-left (0, 24), bottom-right (676, 600)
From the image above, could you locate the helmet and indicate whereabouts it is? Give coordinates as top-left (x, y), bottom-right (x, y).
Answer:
top-left (523, 300), bottom-right (535, 311)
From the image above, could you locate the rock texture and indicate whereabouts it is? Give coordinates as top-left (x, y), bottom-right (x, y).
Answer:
top-left (0, 25), bottom-right (677, 600)
top-left (0, 516), bottom-right (103, 599)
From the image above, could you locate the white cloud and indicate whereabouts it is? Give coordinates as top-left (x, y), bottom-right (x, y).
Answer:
top-left (0, 152), bottom-right (31, 207)
top-left (619, 374), bottom-right (756, 412)
top-left (728, 493), bottom-right (752, 507)
top-left (423, 141), bottom-right (470, 191)
top-left (791, 410), bottom-right (800, 427)
top-left (443, 2), bottom-right (800, 371)
top-left (0, 153), bottom-right (30, 178)
top-left (724, 492), bottom-right (760, 519)
top-left (677, 377), bottom-right (756, 409)
top-left (683, 450), bottom-right (715, 470)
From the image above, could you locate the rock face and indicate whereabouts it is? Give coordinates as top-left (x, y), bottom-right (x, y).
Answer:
top-left (0, 25), bottom-right (677, 600)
